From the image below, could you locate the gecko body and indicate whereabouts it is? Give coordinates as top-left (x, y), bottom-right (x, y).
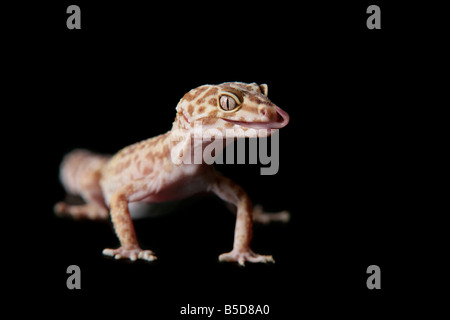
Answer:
top-left (55, 82), bottom-right (290, 266)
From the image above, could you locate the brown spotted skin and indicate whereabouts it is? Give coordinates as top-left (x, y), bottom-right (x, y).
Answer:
top-left (55, 82), bottom-right (290, 266)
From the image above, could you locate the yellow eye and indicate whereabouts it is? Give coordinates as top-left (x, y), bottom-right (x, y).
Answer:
top-left (219, 94), bottom-right (240, 112)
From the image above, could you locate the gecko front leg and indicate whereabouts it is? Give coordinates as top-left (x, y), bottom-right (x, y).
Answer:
top-left (211, 174), bottom-right (274, 266)
top-left (102, 186), bottom-right (157, 262)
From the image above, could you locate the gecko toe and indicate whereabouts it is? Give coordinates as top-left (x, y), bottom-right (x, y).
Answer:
top-left (138, 250), bottom-right (157, 261)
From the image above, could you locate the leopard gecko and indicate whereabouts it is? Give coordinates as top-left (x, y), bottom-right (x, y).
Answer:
top-left (55, 82), bottom-right (290, 266)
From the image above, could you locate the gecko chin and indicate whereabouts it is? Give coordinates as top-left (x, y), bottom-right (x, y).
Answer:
top-left (222, 107), bottom-right (290, 130)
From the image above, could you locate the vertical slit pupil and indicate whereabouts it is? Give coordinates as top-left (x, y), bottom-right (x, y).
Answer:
top-left (220, 95), bottom-right (236, 111)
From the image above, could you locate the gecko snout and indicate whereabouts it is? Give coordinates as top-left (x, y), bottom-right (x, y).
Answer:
top-left (272, 107), bottom-right (290, 129)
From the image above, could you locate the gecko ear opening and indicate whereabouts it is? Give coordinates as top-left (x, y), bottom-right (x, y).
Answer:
top-left (259, 84), bottom-right (268, 96)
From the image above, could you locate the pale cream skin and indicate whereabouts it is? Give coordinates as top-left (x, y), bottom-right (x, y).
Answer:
top-left (55, 82), bottom-right (290, 266)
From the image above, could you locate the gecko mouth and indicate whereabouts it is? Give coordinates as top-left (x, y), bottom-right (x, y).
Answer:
top-left (222, 107), bottom-right (290, 130)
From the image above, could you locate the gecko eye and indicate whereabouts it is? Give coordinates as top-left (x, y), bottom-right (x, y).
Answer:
top-left (219, 94), bottom-right (240, 112)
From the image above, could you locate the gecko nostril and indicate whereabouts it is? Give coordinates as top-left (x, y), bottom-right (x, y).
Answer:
top-left (278, 113), bottom-right (284, 123)
top-left (260, 109), bottom-right (267, 116)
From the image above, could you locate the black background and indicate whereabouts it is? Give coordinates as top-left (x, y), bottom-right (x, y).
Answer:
top-left (7, 1), bottom-right (445, 318)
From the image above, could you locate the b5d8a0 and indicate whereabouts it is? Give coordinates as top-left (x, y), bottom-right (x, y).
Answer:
top-left (224, 305), bottom-right (269, 315)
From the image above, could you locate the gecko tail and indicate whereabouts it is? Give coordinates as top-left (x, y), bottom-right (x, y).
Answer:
top-left (55, 149), bottom-right (111, 219)
top-left (59, 149), bottom-right (109, 195)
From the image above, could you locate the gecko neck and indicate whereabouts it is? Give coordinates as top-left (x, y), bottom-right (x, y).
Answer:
top-left (169, 119), bottom-right (232, 165)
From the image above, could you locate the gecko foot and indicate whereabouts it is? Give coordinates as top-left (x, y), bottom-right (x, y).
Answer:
top-left (219, 249), bottom-right (274, 267)
top-left (103, 246), bottom-right (157, 262)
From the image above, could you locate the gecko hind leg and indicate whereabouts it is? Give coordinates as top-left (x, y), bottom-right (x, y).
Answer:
top-left (226, 203), bottom-right (290, 224)
top-left (54, 201), bottom-right (109, 220)
top-left (252, 205), bottom-right (290, 225)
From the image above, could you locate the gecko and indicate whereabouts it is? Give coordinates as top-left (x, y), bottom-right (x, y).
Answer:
top-left (54, 82), bottom-right (290, 266)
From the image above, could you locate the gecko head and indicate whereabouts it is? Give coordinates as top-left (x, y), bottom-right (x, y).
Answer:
top-left (175, 82), bottom-right (289, 139)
